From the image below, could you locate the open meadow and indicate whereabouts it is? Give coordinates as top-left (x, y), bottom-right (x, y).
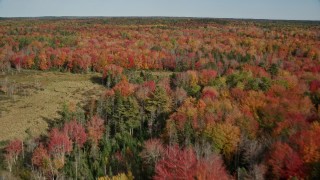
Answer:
top-left (0, 70), bottom-right (105, 142)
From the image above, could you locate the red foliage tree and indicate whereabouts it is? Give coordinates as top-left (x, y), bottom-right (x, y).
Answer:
top-left (113, 77), bottom-right (135, 97)
top-left (5, 139), bottom-right (23, 157)
top-left (38, 50), bottom-right (50, 70)
top-left (267, 142), bottom-right (305, 179)
top-left (47, 128), bottom-right (73, 170)
top-left (310, 80), bottom-right (320, 93)
top-left (199, 69), bottom-right (217, 86)
top-left (63, 120), bottom-right (87, 148)
top-left (196, 154), bottom-right (230, 180)
top-left (4, 139), bottom-right (23, 172)
top-left (155, 145), bottom-right (230, 180)
top-left (154, 145), bottom-right (197, 180)
top-left (291, 122), bottom-right (320, 163)
top-left (48, 128), bottom-right (73, 156)
top-left (274, 113), bottom-right (308, 137)
top-left (135, 80), bottom-right (156, 101)
top-left (86, 116), bottom-right (105, 147)
top-left (201, 86), bottom-right (218, 102)
top-left (32, 144), bottom-right (51, 172)
top-left (143, 80), bottom-right (156, 93)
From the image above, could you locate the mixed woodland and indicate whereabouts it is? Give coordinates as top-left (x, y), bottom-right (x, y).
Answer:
top-left (0, 18), bottom-right (320, 179)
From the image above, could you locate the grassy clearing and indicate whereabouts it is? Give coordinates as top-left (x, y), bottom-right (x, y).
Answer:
top-left (0, 70), bottom-right (105, 143)
top-left (0, 69), bottom-right (173, 144)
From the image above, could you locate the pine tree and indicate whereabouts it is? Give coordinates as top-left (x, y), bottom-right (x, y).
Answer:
top-left (145, 86), bottom-right (171, 136)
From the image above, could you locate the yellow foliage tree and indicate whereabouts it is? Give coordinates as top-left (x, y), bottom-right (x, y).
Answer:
top-left (98, 171), bottom-right (134, 180)
top-left (205, 122), bottom-right (241, 158)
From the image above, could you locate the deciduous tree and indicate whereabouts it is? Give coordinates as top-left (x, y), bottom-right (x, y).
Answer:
top-left (4, 139), bottom-right (23, 172)
top-left (267, 142), bottom-right (305, 179)
top-left (87, 116), bottom-right (105, 147)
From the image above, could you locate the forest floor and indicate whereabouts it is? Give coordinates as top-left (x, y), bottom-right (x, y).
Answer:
top-left (0, 70), bottom-right (106, 143)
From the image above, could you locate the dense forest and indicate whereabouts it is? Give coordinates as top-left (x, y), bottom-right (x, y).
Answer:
top-left (0, 17), bottom-right (320, 179)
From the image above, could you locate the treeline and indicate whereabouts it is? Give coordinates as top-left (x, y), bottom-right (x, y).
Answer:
top-left (0, 18), bottom-right (319, 73)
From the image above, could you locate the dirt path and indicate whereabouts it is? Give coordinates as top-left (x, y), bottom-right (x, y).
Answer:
top-left (0, 70), bottom-right (105, 142)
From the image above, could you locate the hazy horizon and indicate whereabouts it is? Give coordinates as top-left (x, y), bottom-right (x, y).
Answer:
top-left (0, 0), bottom-right (319, 21)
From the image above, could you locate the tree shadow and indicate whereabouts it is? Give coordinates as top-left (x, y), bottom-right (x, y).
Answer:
top-left (90, 75), bottom-right (104, 86)
top-left (41, 115), bottom-right (63, 130)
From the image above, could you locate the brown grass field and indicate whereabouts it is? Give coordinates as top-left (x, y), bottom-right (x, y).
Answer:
top-left (0, 70), bottom-right (106, 143)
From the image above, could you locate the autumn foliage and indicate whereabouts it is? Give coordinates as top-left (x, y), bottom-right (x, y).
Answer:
top-left (154, 145), bottom-right (230, 180)
top-left (4, 139), bottom-right (23, 172)
top-left (1, 18), bottom-right (320, 179)
top-left (87, 116), bottom-right (105, 147)
top-left (63, 120), bottom-right (87, 148)
top-left (267, 142), bottom-right (305, 179)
